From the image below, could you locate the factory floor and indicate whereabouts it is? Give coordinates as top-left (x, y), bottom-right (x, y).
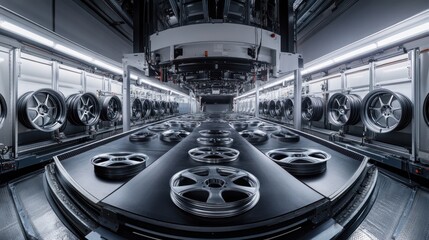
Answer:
top-left (0, 169), bottom-right (428, 240)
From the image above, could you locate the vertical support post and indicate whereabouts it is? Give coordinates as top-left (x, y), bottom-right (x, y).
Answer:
top-left (255, 81), bottom-right (260, 118)
top-left (279, 0), bottom-right (295, 53)
top-left (293, 69), bottom-right (302, 130)
top-left (11, 48), bottom-right (20, 159)
top-left (410, 49), bottom-right (420, 162)
top-left (52, 61), bottom-right (59, 90)
top-left (122, 60), bottom-right (131, 132)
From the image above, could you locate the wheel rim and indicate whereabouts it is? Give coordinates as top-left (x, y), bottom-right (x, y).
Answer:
top-left (18, 89), bottom-right (66, 132)
top-left (129, 131), bottom-right (158, 142)
top-left (161, 130), bottom-right (190, 142)
top-left (131, 98), bottom-right (143, 121)
top-left (141, 99), bottom-right (152, 118)
top-left (91, 152), bottom-right (148, 179)
top-left (0, 93), bottom-right (7, 129)
top-left (284, 98), bottom-right (294, 120)
top-left (197, 137), bottom-right (234, 146)
top-left (148, 124), bottom-right (170, 131)
top-left (258, 123), bottom-right (278, 131)
top-left (361, 89), bottom-right (411, 133)
top-left (100, 95), bottom-right (122, 121)
top-left (188, 147), bottom-right (240, 163)
top-left (239, 130), bottom-right (268, 143)
top-left (328, 93), bottom-right (361, 126)
top-left (302, 96), bottom-right (324, 121)
top-left (199, 130), bottom-right (230, 137)
top-left (170, 166), bottom-right (260, 218)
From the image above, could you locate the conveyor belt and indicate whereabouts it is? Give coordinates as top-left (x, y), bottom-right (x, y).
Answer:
top-left (0, 185), bottom-right (24, 240)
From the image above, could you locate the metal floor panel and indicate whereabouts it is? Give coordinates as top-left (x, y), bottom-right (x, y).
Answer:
top-left (349, 173), bottom-right (429, 240)
top-left (9, 173), bottom-right (77, 240)
top-left (0, 185), bottom-right (25, 240)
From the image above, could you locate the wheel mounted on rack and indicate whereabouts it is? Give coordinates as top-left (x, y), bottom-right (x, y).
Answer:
top-left (66, 92), bottom-right (101, 126)
top-left (99, 95), bottom-right (122, 122)
top-left (302, 96), bottom-right (324, 122)
top-left (275, 100), bottom-right (284, 116)
top-left (160, 101), bottom-right (167, 115)
top-left (258, 102), bottom-right (264, 114)
top-left (424, 93), bottom-right (429, 126)
top-left (131, 98), bottom-right (143, 121)
top-left (361, 89), bottom-right (412, 133)
top-left (141, 99), bottom-right (152, 119)
top-left (0, 93), bottom-right (7, 129)
top-left (263, 101), bottom-right (269, 115)
top-left (268, 100), bottom-right (276, 117)
top-left (151, 101), bottom-right (160, 116)
top-left (284, 98), bottom-right (294, 120)
top-left (327, 93), bottom-right (362, 126)
top-left (18, 88), bottom-right (67, 132)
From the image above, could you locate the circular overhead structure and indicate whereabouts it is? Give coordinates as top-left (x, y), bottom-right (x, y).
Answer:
top-left (181, 121), bottom-right (200, 131)
top-left (268, 100), bottom-right (277, 117)
top-left (327, 93), bottom-right (361, 126)
top-left (199, 129), bottom-right (230, 137)
top-left (275, 100), bottom-right (284, 116)
top-left (141, 99), bottom-right (152, 118)
top-left (129, 131), bottom-right (157, 142)
top-left (229, 121), bottom-right (248, 131)
top-left (302, 96), bottom-right (324, 122)
top-left (271, 129), bottom-right (300, 142)
top-left (284, 98), bottom-right (294, 121)
top-left (131, 98), bottom-right (143, 121)
top-left (99, 95), bottom-right (122, 122)
top-left (266, 148), bottom-right (330, 176)
top-left (148, 124), bottom-right (170, 131)
top-left (197, 137), bottom-right (234, 146)
top-left (361, 89), bottom-right (412, 133)
top-left (188, 147), bottom-right (240, 163)
top-left (258, 123), bottom-right (278, 131)
top-left (91, 152), bottom-right (148, 180)
top-left (66, 92), bottom-right (101, 126)
top-left (239, 130), bottom-right (268, 144)
top-left (169, 166), bottom-right (260, 218)
top-left (160, 130), bottom-right (190, 142)
top-left (424, 93), bottom-right (429, 126)
top-left (18, 88), bottom-right (67, 132)
top-left (0, 93), bottom-right (7, 129)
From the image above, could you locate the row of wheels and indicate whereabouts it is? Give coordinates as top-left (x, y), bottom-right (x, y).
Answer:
top-left (16, 88), bottom-right (180, 132)
top-left (236, 100), bottom-right (255, 114)
top-left (258, 88), bottom-right (415, 133)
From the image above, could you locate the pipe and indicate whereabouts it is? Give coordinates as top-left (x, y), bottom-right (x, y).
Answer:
top-left (104, 0), bottom-right (133, 27)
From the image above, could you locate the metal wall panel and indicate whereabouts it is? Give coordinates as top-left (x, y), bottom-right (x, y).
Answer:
top-left (58, 65), bottom-right (83, 97)
top-left (18, 54), bottom-right (53, 97)
top-left (0, 47), bottom-right (12, 147)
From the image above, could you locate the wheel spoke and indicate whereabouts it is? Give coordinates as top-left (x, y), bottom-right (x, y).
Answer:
top-left (172, 184), bottom-right (200, 194)
top-left (206, 190), bottom-right (225, 204)
top-left (378, 97), bottom-right (384, 106)
top-left (388, 95), bottom-right (394, 106)
top-left (44, 94), bottom-right (50, 105)
top-left (33, 95), bottom-right (41, 105)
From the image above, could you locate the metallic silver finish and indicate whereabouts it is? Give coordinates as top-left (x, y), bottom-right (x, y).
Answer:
top-left (148, 124), bottom-right (170, 131)
top-left (188, 147), bottom-right (240, 163)
top-left (197, 137), bottom-right (234, 146)
top-left (239, 130), bottom-right (268, 144)
top-left (169, 166), bottom-right (260, 218)
top-left (294, 69), bottom-right (302, 130)
top-left (160, 129), bottom-right (190, 142)
top-left (258, 123), bottom-right (279, 131)
top-left (199, 129), bottom-right (230, 137)
top-left (91, 152), bottom-right (148, 179)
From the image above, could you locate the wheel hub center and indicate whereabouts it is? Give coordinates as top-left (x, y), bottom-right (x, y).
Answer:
top-left (205, 178), bottom-right (226, 188)
top-left (38, 104), bottom-right (49, 114)
top-left (381, 105), bottom-right (392, 115)
top-left (112, 157), bottom-right (126, 162)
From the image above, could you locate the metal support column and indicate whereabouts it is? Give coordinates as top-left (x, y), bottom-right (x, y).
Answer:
top-left (293, 69), bottom-right (302, 130)
top-left (255, 81), bottom-right (260, 118)
top-left (122, 63), bottom-right (131, 132)
top-left (410, 49), bottom-right (420, 162)
top-left (279, 0), bottom-right (295, 53)
top-left (11, 48), bottom-right (20, 159)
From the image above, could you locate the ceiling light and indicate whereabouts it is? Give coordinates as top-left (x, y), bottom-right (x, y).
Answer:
top-left (301, 60), bottom-right (335, 75)
top-left (93, 60), bottom-right (122, 74)
top-left (130, 74), bottom-right (139, 80)
top-left (333, 43), bottom-right (377, 63)
top-left (377, 22), bottom-right (429, 47)
top-left (0, 20), bottom-right (54, 47)
top-left (54, 44), bottom-right (93, 62)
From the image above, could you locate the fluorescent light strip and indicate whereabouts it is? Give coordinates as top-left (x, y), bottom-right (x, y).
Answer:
top-left (0, 20), bottom-right (54, 47)
top-left (54, 44), bottom-right (93, 62)
top-left (333, 43), bottom-right (377, 63)
top-left (130, 74), bottom-right (139, 80)
top-left (377, 22), bottom-right (429, 47)
top-left (139, 78), bottom-right (188, 97)
top-left (301, 60), bottom-right (335, 75)
top-left (93, 60), bottom-right (122, 74)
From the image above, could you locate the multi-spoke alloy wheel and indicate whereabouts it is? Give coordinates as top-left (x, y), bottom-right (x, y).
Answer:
top-left (271, 129), bottom-right (300, 142)
top-left (170, 166), bottom-right (260, 218)
top-left (129, 131), bottom-right (157, 142)
top-left (148, 124), bottom-right (170, 131)
top-left (131, 98), bottom-right (143, 121)
top-left (258, 123), bottom-right (278, 131)
top-left (327, 93), bottom-right (361, 126)
top-left (199, 129), bottom-right (230, 137)
top-left (18, 88), bottom-right (67, 132)
top-left (239, 130), bottom-right (268, 144)
top-left (161, 130), bottom-right (190, 142)
top-left (181, 121), bottom-right (201, 131)
top-left (91, 152), bottom-right (148, 180)
top-left (141, 99), bottom-right (152, 119)
top-left (66, 92), bottom-right (101, 126)
top-left (188, 147), bottom-right (240, 163)
top-left (229, 121), bottom-right (248, 131)
top-left (361, 89), bottom-right (412, 133)
top-left (197, 137), bottom-right (234, 146)
top-left (266, 148), bottom-right (330, 176)
top-left (284, 98), bottom-right (294, 120)
top-left (100, 95), bottom-right (122, 122)
top-left (302, 96), bottom-right (324, 121)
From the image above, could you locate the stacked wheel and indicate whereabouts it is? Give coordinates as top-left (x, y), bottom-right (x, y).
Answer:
top-left (327, 93), bottom-right (361, 126)
top-left (302, 96), bottom-right (324, 121)
top-left (361, 89), bottom-right (412, 133)
top-left (66, 92), bottom-right (101, 126)
top-left (99, 95), bottom-right (122, 122)
top-left (18, 88), bottom-right (67, 132)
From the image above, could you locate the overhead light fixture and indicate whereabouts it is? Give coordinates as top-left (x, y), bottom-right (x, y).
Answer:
top-left (93, 60), bottom-right (122, 74)
top-left (235, 89), bottom-right (256, 100)
top-left (130, 74), bottom-right (139, 80)
top-left (377, 22), bottom-right (429, 47)
top-left (0, 20), bottom-right (54, 47)
top-left (54, 44), bottom-right (93, 62)
top-left (301, 60), bottom-right (335, 75)
top-left (139, 77), bottom-right (188, 97)
top-left (333, 43), bottom-right (377, 63)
